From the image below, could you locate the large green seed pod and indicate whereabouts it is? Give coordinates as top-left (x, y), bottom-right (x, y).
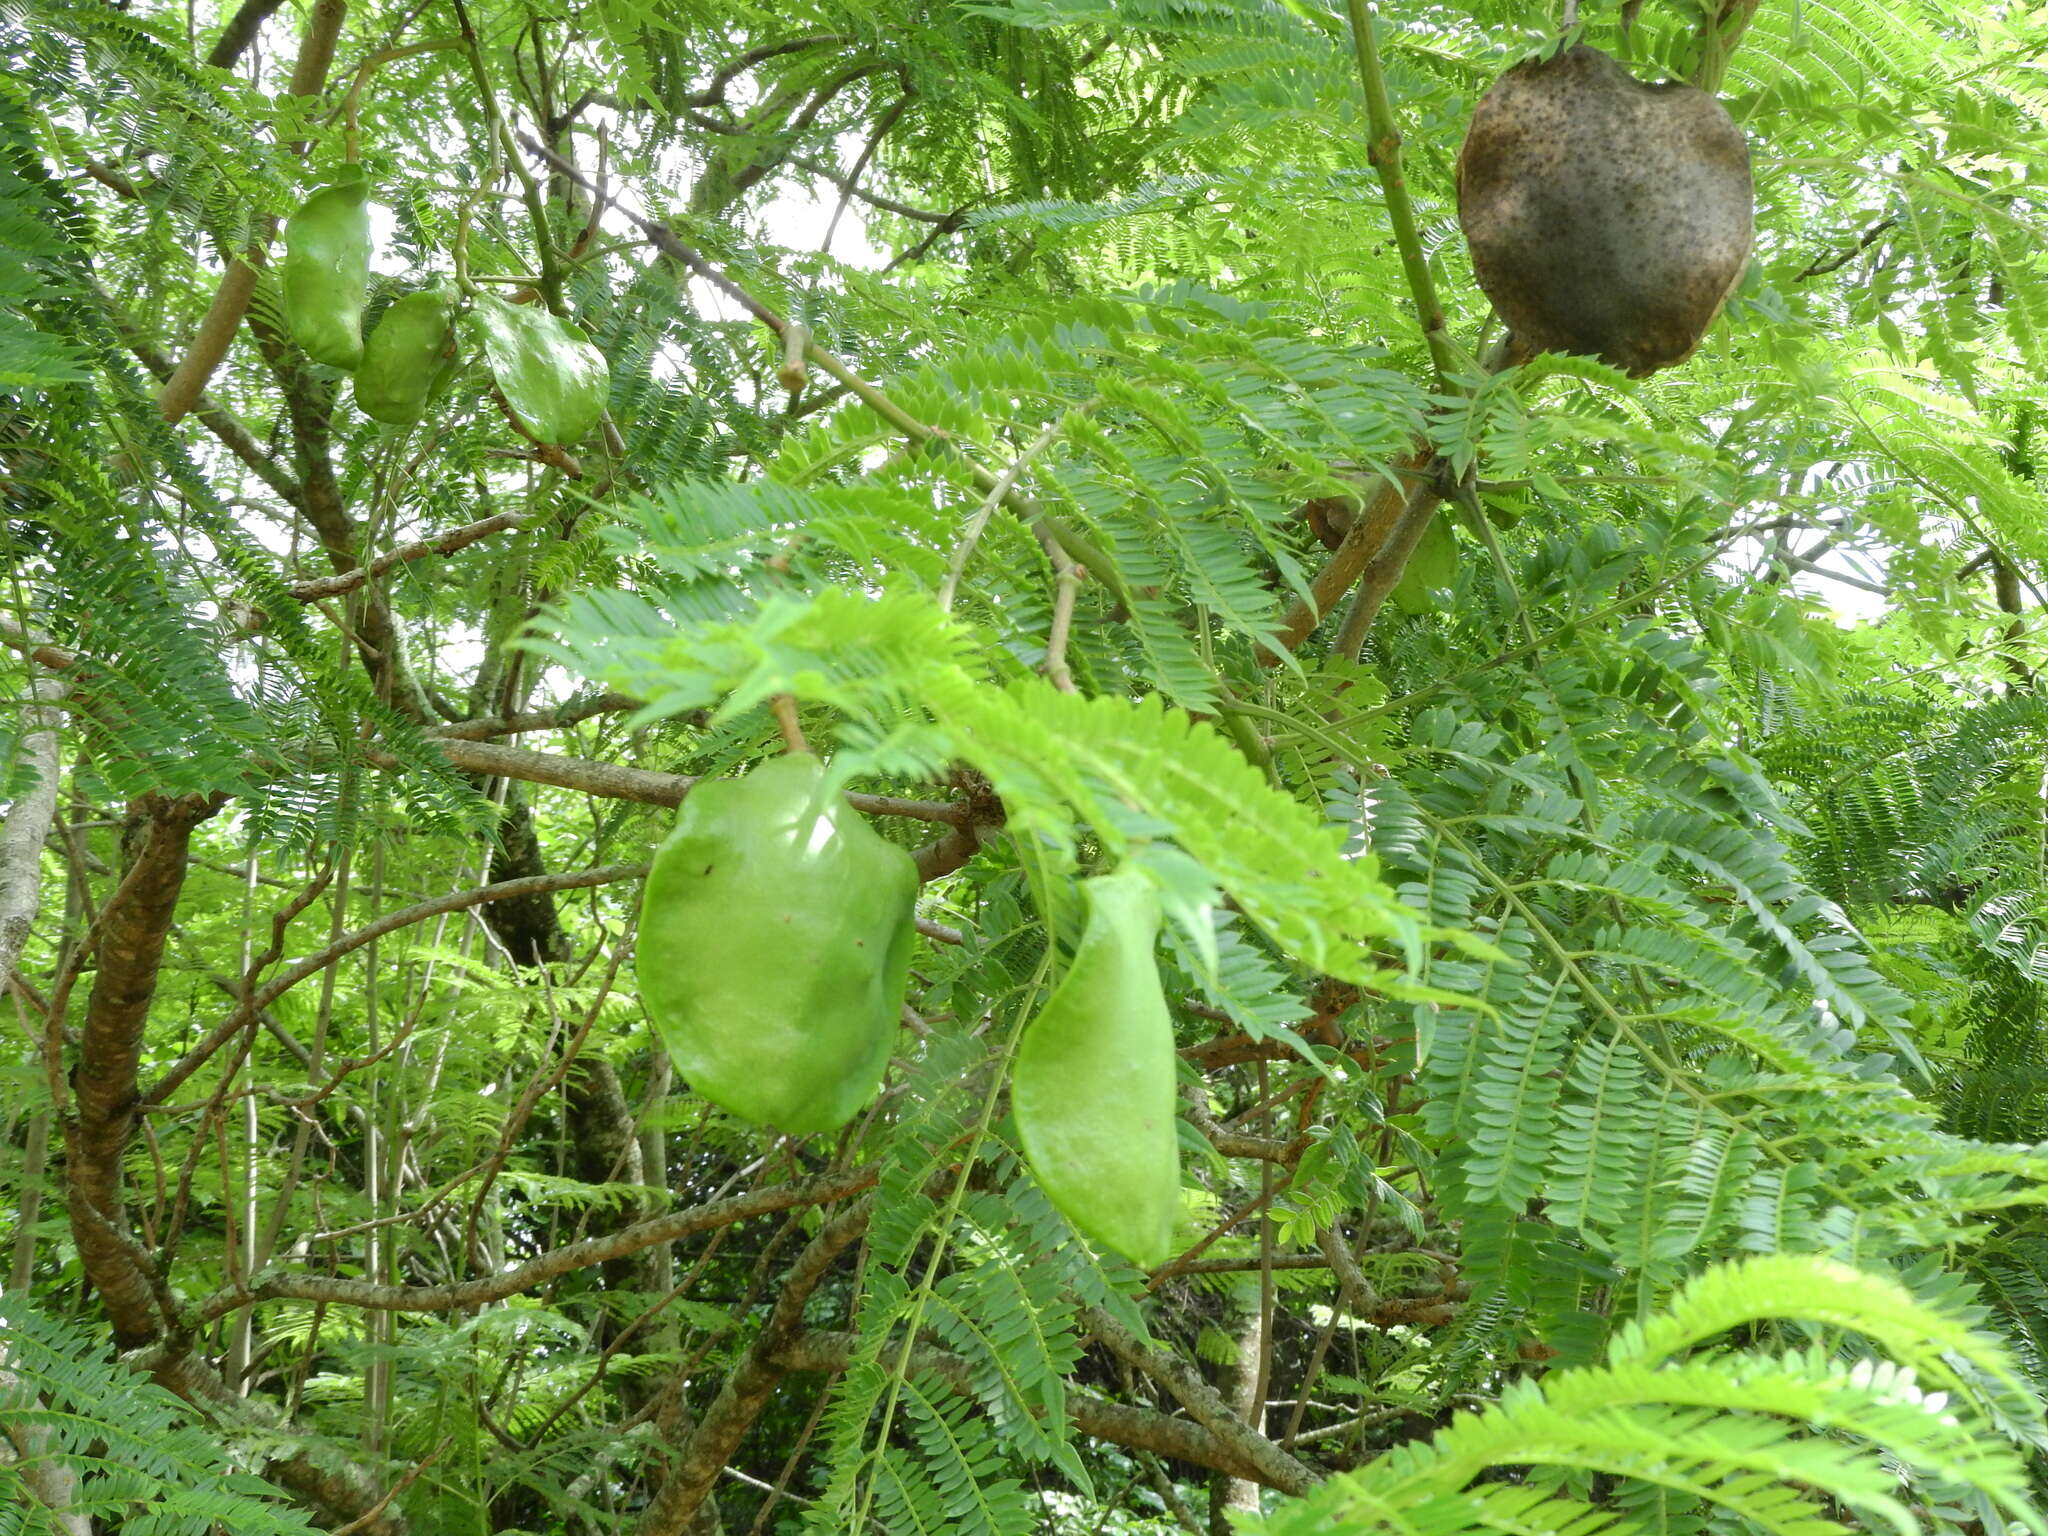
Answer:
top-left (637, 754), bottom-right (919, 1135)
top-left (462, 293), bottom-right (609, 446)
top-left (353, 284), bottom-right (458, 425)
top-left (282, 165), bottom-right (373, 370)
top-left (1456, 44), bottom-right (1753, 377)
top-left (1011, 869), bottom-right (1181, 1268)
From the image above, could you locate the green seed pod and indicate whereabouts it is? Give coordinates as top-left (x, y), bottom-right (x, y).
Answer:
top-left (462, 293), bottom-right (608, 446)
top-left (1389, 515), bottom-right (1457, 616)
top-left (353, 284), bottom-right (459, 426)
top-left (282, 165), bottom-right (372, 370)
top-left (637, 754), bottom-right (919, 1134)
top-left (1011, 869), bottom-right (1180, 1268)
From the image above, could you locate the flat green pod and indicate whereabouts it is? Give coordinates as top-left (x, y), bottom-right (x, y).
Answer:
top-left (637, 754), bottom-right (918, 1134)
top-left (1011, 869), bottom-right (1180, 1268)
top-left (462, 293), bottom-right (608, 446)
top-left (282, 165), bottom-right (372, 370)
top-left (353, 284), bottom-right (458, 426)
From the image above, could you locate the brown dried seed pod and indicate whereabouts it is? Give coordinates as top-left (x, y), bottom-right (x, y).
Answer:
top-left (1456, 44), bottom-right (1754, 378)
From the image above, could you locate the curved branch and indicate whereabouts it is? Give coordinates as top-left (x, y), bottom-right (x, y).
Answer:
top-left (423, 739), bottom-right (968, 831)
top-left (636, 1201), bottom-right (872, 1535)
top-left (770, 1329), bottom-right (1318, 1492)
top-left (1079, 1303), bottom-right (1317, 1496)
top-left (288, 511), bottom-right (534, 601)
top-left (145, 863), bottom-right (648, 1106)
top-left (189, 1167), bottom-right (877, 1324)
top-left (158, 0), bottom-right (349, 423)
top-left (430, 692), bottom-right (643, 740)
top-left (687, 33), bottom-right (857, 107)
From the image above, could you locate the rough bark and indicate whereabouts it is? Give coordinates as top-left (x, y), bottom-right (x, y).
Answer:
top-left (205, 0), bottom-right (288, 68)
top-left (67, 793), bottom-right (220, 1348)
top-left (481, 791), bottom-right (572, 967)
top-left (249, 324), bottom-right (422, 711)
top-left (142, 1344), bottom-right (406, 1535)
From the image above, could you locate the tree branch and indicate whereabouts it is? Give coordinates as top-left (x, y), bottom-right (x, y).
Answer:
top-left (429, 692), bottom-right (643, 740)
top-left (687, 33), bottom-right (857, 108)
top-left (0, 676), bottom-right (65, 986)
top-left (288, 511), bottom-right (534, 601)
top-left (515, 135), bottom-right (1126, 608)
top-left (1332, 474), bottom-right (1454, 661)
top-left (67, 793), bottom-right (222, 1347)
top-left (406, 738), bottom-right (993, 879)
top-left (145, 862), bottom-right (648, 1106)
top-left (205, 0), bottom-right (288, 69)
top-left (770, 1329), bottom-right (1317, 1492)
top-left (1262, 451), bottom-right (1435, 663)
top-left (1343, 0), bottom-right (1456, 389)
top-left (636, 1201), bottom-right (871, 1535)
top-left (790, 151), bottom-right (963, 224)
top-left (157, 0), bottom-right (350, 423)
top-left (0, 1367), bottom-right (92, 1536)
top-left (112, 319), bottom-right (305, 505)
top-left (190, 1167), bottom-right (877, 1323)
top-left (138, 1344), bottom-right (406, 1535)
top-left (1079, 1303), bottom-right (1317, 1496)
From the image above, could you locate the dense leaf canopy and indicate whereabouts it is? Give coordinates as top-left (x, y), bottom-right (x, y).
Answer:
top-left (6, 0), bottom-right (2048, 1532)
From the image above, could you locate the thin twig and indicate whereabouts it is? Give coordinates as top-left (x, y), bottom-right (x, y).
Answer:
top-left (288, 511), bottom-right (532, 601)
top-left (820, 90), bottom-right (914, 256)
top-left (938, 410), bottom-right (1086, 613)
top-left (328, 1437), bottom-right (453, 1536)
top-left (1043, 543), bottom-right (1083, 692)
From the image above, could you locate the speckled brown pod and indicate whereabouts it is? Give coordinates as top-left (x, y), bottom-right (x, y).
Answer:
top-left (1456, 45), bottom-right (1753, 377)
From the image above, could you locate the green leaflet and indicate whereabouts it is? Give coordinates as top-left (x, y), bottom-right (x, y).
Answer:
top-left (281, 164), bottom-right (371, 370)
top-left (462, 293), bottom-right (608, 445)
top-left (352, 284), bottom-right (458, 426)
top-left (1010, 868), bottom-right (1181, 1268)
top-left (636, 753), bottom-right (918, 1134)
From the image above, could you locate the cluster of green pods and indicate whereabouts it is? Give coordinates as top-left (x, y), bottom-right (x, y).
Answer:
top-left (638, 758), bottom-right (1183, 1268)
top-left (279, 168), bottom-right (607, 442)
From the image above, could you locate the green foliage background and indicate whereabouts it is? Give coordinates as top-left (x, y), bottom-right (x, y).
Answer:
top-left (5, 0), bottom-right (2048, 1531)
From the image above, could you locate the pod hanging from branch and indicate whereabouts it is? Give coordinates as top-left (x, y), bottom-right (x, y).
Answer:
top-left (1455, 44), bottom-right (1753, 378)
